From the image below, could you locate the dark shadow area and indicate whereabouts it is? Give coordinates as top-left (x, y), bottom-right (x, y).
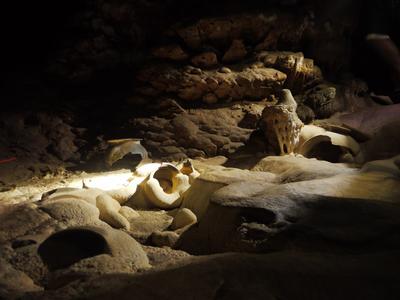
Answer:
top-left (38, 229), bottom-right (110, 271)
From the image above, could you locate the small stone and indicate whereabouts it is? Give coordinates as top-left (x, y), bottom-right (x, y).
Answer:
top-left (219, 67), bottom-right (232, 73)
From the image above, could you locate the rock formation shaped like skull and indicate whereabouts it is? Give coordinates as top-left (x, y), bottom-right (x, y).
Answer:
top-left (261, 89), bottom-right (303, 155)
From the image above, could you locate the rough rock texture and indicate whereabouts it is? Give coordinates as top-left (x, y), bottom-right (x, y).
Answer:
top-left (132, 103), bottom-right (265, 161)
top-left (0, 203), bottom-right (54, 244)
top-left (1, 155), bottom-right (400, 299)
top-left (222, 39), bottom-right (248, 63)
top-left (0, 112), bottom-right (85, 188)
top-left (43, 2), bottom-right (359, 85)
top-left (2, 1), bottom-right (399, 299)
top-left (127, 210), bottom-right (173, 242)
top-left (151, 44), bottom-right (189, 61)
top-left (297, 79), bottom-right (377, 119)
top-left (256, 51), bottom-right (322, 93)
top-left (0, 258), bottom-right (42, 300)
top-left (23, 252), bottom-right (400, 300)
top-left (136, 63), bottom-right (286, 103)
top-left (191, 52), bottom-right (219, 69)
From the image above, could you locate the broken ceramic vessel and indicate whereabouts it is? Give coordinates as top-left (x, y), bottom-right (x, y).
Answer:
top-left (40, 187), bottom-right (137, 230)
top-left (105, 139), bottom-right (149, 167)
top-left (261, 89), bottom-right (304, 155)
top-left (297, 125), bottom-right (361, 163)
top-left (143, 163), bottom-right (191, 209)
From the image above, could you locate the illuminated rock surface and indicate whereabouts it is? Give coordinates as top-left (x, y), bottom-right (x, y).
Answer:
top-left (1, 155), bottom-right (400, 299)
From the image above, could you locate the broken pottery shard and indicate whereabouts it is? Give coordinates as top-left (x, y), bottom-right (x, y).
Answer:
top-left (261, 89), bottom-right (303, 155)
top-left (143, 163), bottom-right (191, 209)
top-left (105, 139), bottom-right (149, 167)
top-left (297, 125), bottom-right (361, 163)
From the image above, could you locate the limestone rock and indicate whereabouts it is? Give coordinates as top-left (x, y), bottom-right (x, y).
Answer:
top-left (136, 63), bottom-right (286, 102)
top-left (176, 14), bottom-right (278, 50)
top-left (257, 51), bottom-right (323, 93)
top-left (25, 251), bottom-right (400, 300)
top-left (133, 104), bottom-right (259, 161)
top-left (296, 103), bottom-right (315, 124)
top-left (0, 258), bottom-right (42, 299)
top-left (143, 245), bottom-right (191, 267)
top-left (150, 230), bottom-right (180, 247)
top-left (152, 44), bottom-right (189, 61)
top-left (222, 39), bottom-right (247, 63)
top-left (191, 52), bottom-right (218, 68)
top-left (303, 84), bottom-right (339, 119)
top-left (0, 203), bottom-right (53, 244)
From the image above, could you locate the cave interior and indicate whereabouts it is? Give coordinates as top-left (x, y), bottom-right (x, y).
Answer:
top-left (1, 0), bottom-right (400, 299)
